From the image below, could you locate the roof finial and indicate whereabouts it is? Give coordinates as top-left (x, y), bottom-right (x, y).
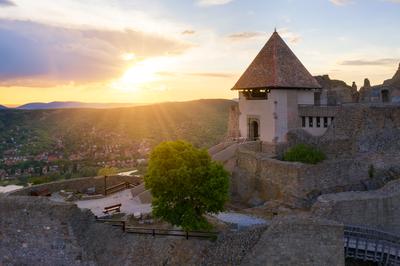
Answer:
top-left (274, 27), bottom-right (277, 33)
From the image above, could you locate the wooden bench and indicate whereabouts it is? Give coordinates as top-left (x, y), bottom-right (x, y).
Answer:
top-left (103, 203), bottom-right (122, 214)
top-left (30, 188), bottom-right (51, 197)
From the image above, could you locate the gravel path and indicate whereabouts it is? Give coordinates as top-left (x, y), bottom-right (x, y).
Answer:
top-left (215, 212), bottom-right (269, 228)
top-left (0, 185), bottom-right (23, 193)
top-left (75, 189), bottom-right (151, 217)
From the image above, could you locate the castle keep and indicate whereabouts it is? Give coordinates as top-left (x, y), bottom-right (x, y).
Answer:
top-left (233, 31), bottom-right (321, 144)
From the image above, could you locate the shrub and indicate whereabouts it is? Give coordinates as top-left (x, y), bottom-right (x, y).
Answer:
top-left (283, 144), bottom-right (325, 164)
top-left (98, 167), bottom-right (118, 177)
top-left (145, 140), bottom-right (229, 231)
top-left (28, 176), bottom-right (52, 185)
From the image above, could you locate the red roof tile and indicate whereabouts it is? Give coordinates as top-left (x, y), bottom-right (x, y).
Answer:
top-left (232, 31), bottom-right (321, 90)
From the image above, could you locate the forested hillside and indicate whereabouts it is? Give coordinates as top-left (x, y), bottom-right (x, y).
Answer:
top-left (0, 99), bottom-right (235, 156)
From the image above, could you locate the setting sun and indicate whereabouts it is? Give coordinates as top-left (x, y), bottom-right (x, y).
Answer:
top-left (112, 57), bottom-right (173, 92)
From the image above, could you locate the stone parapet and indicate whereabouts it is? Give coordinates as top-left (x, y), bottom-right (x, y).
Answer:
top-left (312, 179), bottom-right (400, 235)
top-left (8, 175), bottom-right (141, 196)
top-left (298, 105), bottom-right (341, 118)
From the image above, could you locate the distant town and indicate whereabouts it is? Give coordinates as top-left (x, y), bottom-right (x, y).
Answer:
top-left (0, 126), bottom-right (151, 185)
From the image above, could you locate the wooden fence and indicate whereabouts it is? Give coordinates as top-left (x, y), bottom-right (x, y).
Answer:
top-left (96, 218), bottom-right (218, 240)
top-left (105, 182), bottom-right (134, 195)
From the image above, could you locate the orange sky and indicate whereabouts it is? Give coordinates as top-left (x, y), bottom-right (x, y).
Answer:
top-left (1, 0), bottom-right (400, 106)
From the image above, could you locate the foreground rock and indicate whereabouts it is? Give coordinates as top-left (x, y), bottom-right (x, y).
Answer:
top-left (0, 196), bottom-right (269, 265)
top-left (312, 178), bottom-right (400, 235)
top-left (241, 216), bottom-right (344, 266)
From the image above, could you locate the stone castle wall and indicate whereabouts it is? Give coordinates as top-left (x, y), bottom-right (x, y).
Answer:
top-left (241, 216), bottom-right (344, 266)
top-left (231, 149), bottom-right (372, 208)
top-left (312, 179), bottom-right (400, 235)
top-left (226, 104), bottom-right (241, 139)
top-left (288, 104), bottom-right (400, 158)
top-left (8, 175), bottom-right (141, 196)
top-left (229, 104), bottom-right (400, 209)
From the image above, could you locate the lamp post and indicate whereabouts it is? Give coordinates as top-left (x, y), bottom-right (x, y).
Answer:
top-left (104, 175), bottom-right (107, 195)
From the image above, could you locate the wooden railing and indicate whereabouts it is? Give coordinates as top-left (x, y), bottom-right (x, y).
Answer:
top-left (96, 218), bottom-right (218, 240)
top-left (344, 225), bottom-right (400, 265)
top-left (105, 182), bottom-right (134, 195)
top-left (124, 227), bottom-right (218, 240)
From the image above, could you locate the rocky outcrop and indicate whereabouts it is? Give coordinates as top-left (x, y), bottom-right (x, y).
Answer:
top-left (241, 216), bottom-right (344, 266)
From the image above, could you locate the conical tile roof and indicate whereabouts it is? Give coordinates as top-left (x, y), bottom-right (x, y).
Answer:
top-left (232, 31), bottom-right (321, 90)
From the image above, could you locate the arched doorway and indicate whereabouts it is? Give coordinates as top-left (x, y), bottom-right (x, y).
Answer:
top-left (248, 118), bottom-right (260, 141)
top-left (381, 89), bottom-right (390, 103)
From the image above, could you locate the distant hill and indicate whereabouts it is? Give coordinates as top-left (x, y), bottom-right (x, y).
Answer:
top-left (17, 101), bottom-right (142, 110)
top-left (0, 99), bottom-right (235, 156)
top-left (0, 105), bottom-right (7, 110)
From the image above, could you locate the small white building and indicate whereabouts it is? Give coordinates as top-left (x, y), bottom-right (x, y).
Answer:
top-left (232, 31), bottom-right (322, 144)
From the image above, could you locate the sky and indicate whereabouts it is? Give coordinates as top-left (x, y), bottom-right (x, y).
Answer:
top-left (0, 0), bottom-right (400, 106)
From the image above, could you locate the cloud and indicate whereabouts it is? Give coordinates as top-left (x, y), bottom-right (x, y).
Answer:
top-left (182, 30), bottom-right (196, 35)
top-left (187, 72), bottom-right (235, 78)
top-left (157, 71), bottom-right (235, 78)
top-left (278, 28), bottom-right (302, 44)
top-left (227, 29), bottom-right (301, 44)
top-left (0, 0), bottom-right (15, 6)
top-left (228, 31), bottom-right (266, 41)
top-left (340, 58), bottom-right (400, 66)
top-left (329, 0), bottom-right (352, 5)
top-left (0, 19), bottom-right (192, 87)
top-left (197, 0), bottom-right (233, 7)
top-left (385, 0), bottom-right (400, 3)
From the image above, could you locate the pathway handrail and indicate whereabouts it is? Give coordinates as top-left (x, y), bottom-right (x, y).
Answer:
top-left (105, 181), bottom-right (133, 195)
top-left (344, 225), bottom-right (400, 265)
top-left (344, 225), bottom-right (400, 244)
top-left (95, 217), bottom-right (217, 240)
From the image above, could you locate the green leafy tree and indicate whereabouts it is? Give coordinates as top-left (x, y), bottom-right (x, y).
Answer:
top-left (145, 140), bottom-right (229, 231)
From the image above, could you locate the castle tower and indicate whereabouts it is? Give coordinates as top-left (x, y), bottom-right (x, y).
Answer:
top-left (232, 31), bottom-right (321, 144)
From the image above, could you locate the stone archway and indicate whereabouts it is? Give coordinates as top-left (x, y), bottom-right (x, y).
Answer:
top-left (248, 117), bottom-right (260, 141)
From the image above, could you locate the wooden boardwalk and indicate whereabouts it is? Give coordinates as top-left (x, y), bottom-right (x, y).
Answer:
top-left (344, 225), bottom-right (400, 265)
